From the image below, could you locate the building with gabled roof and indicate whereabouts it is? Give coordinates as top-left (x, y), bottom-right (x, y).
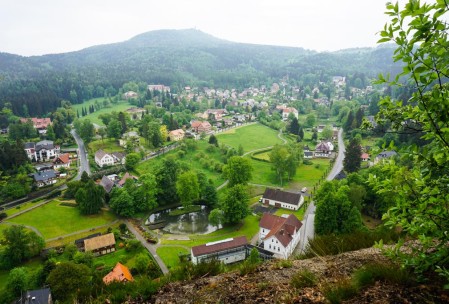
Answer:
top-left (118, 172), bottom-right (138, 187)
top-left (99, 175), bottom-right (115, 193)
top-left (84, 233), bottom-right (116, 256)
top-left (53, 153), bottom-right (71, 170)
top-left (103, 262), bottom-right (134, 285)
top-left (169, 128), bottom-right (185, 141)
top-left (261, 188), bottom-right (304, 210)
top-left (191, 236), bottom-right (248, 265)
top-left (14, 288), bottom-right (53, 304)
top-left (190, 120), bottom-right (212, 134)
top-left (31, 170), bottom-right (57, 188)
top-left (259, 213), bottom-right (302, 259)
top-left (95, 149), bottom-right (114, 168)
top-left (20, 117), bottom-right (52, 134)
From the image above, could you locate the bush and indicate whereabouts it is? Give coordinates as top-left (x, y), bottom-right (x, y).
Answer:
top-left (125, 239), bottom-right (143, 252)
top-left (290, 269), bottom-right (317, 288)
top-left (322, 280), bottom-right (358, 304)
top-left (0, 212), bottom-right (7, 221)
top-left (303, 159), bottom-right (313, 165)
top-left (352, 262), bottom-right (411, 289)
top-left (299, 227), bottom-right (399, 259)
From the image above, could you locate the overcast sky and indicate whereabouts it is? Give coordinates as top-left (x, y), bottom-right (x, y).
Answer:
top-left (0, 0), bottom-right (392, 56)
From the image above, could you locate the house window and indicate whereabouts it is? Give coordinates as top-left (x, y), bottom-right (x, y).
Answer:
top-left (263, 229), bottom-right (264, 233)
top-left (278, 247), bottom-right (280, 252)
top-left (269, 245), bottom-right (271, 249)
top-left (276, 240), bottom-right (278, 244)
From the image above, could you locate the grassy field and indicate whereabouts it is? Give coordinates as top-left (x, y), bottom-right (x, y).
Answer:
top-left (73, 98), bottom-right (133, 126)
top-left (216, 123), bottom-right (284, 152)
top-left (4, 199), bottom-right (45, 217)
top-left (136, 140), bottom-right (226, 187)
top-left (274, 204), bottom-right (306, 220)
top-left (88, 138), bottom-right (125, 153)
top-left (161, 214), bottom-right (260, 248)
top-left (8, 200), bottom-right (117, 240)
top-left (157, 246), bottom-right (189, 269)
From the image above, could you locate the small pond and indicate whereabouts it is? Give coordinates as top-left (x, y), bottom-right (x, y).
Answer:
top-left (145, 205), bottom-right (220, 234)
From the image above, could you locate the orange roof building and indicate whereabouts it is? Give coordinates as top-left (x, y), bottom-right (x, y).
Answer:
top-left (103, 262), bottom-right (134, 284)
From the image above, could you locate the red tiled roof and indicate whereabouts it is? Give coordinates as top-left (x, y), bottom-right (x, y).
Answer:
top-left (118, 172), bottom-right (138, 186)
top-left (191, 236), bottom-right (247, 257)
top-left (260, 213), bottom-right (302, 247)
top-left (103, 262), bottom-right (134, 284)
top-left (54, 153), bottom-right (70, 164)
top-left (20, 117), bottom-right (51, 129)
top-left (361, 153), bottom-right (370, 159)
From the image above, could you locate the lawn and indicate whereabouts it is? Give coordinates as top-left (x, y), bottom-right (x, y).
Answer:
top-left (73, 98), bottom-right (133, 126)
top-left (8, 200), bottom-right (117, 240)
top-left (216, 123), bottom-right (284, 152)
top-left (89, 138), bottom-right (125, 153)
top-left (4, 199), bottom-right (45, 217)
top-left (136, 140), bottom-right (226, 187)
top-left (161, 214), bottom-right (260, 248)
top-left (248, 157), bottom-right (331, 190)
top-left (274, 204), bottom-right (306, 220)
top-left (157, 246), bottom-right (189, 269)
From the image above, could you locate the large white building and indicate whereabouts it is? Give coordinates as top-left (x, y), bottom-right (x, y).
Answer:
top-left (191, 236), bottom-right (248, 265)
top-left (24, 140), bottom-right (60, 162)
top-left (259, 213), bottom-right (302, 259)
top-left (95, 150), bottom-right (115, 168)
top-left (261, 188), bottom-right (304, 211)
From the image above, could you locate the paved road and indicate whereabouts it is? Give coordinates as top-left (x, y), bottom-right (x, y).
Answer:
top-left (70, 129), bottom-right (91, 179)
top-left (125, 219), bottom-right (169, 274)
top-left (296, 128), bottom-right (345, 254)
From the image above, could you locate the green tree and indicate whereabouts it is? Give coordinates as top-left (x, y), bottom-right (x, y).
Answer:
top-left (1, 225), bottom-right (45, 268)
top-left (47, 262), bottom-right (91, 302)
top-left (371, 0), bottom-right (449, 281)
top-left (109, 187), bottom-right (135, 217)
top-left (208, 134), bottom-right (218, 146)
top-left (343, 137), bottom-right (362, 173)
top-left (220, 184), bottom-right (250, 224)
top-left (155, 158), bottom-right (180, 205)
top-left (238, 144), bottom-right (244, 156)
top-left (131, 173), bottom-right (158, 212)
top-left (78, 119), bottom-right (95, 144)
top-left (208, 208), bottom-right (224, 227)
top-left (315, 182), bottom-right (362, 235)
top-left (107, 118), bottom-right (122, 139)
top-left (75, 180), bottom-right (105, 215)
top-left (176, 170), bottom-right (200, 208)
top-left (321, 125), bottom-right (333, 140)
top-left (305, 114), bottom-right (316, 127)
top-left (222, 156), bottom-right (253, 186)
top-left (7, 267), bottom-right (29, 297)
top-left (125, 152), bottom-right (140, 170)
top-left (135, 253), bottom-right (151, 275)
top-left (288, 117), bottom-right (300, 135)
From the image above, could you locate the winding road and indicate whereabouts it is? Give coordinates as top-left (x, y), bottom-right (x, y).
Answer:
top-left (70, 129), bottom-right (91, 179)
top-left (296, 128), bottom-right (345, 254)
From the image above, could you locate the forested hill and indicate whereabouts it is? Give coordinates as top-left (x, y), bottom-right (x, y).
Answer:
top-left (0, 29), bottom-right (400, 116)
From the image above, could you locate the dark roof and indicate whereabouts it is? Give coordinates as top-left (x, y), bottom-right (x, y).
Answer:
top-left (303, 145), bottom-right (310, 151)
top-left (315, 141), bottom-right (330, 152)
top-left (24, 142), bottom-right (35, 149)
top-left (259, 213), bottom-right (286, 229)
top-left (17, 288), bottom-right (52, 304)
top-left (118, 172), bottom-right (137, 186)
top-left (262, 188), bottom-right (302, 206)
top-left (304, 151), bottom-right (313, 157)
top-left (112, 152), bottom-right (126, 160)
top-left (35, 140), bottom-right (55, 151)
top-left (95, 149), bottom-right (109, 160)
top-left (191, 236), bottom-right (247, 257)
top-left (32, 170), bottom-right (56, 181)
top-left (376, 150), bottom-right (398, 159)
top-left (100, 176), bottom-right (115, 193)
top-left (75, 233), bottom-right (102, 245)
top-left (334, 170), bottom-right (347, 180)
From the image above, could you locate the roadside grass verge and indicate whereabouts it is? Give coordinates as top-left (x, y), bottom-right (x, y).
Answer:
top-left (88, 138), bottom-right (125, 153)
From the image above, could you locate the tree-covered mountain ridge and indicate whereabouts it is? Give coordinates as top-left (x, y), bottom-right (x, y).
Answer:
top-left (0, 29), bottom-right (399, 82)
top-left (0, 29), bottom-right (401, 116)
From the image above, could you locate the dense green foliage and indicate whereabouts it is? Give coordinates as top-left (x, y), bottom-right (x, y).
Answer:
top-left (371, 0), bottom-right (449, 282)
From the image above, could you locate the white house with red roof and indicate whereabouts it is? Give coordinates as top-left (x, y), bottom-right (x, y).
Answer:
top-left (20, 117), bottom-right (52, 134)
top-left (53, 153), bottom-right (71, 170)
top-left (259, 213), bottom-right (302, 259)
top-left (282, 107), bottom-right (298, 120)
top-left (191, 236), bottom-right (248, 265)
top-left (168, 129), bottom-right (185, 141)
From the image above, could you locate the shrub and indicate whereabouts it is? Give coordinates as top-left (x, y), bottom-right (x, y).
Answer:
top-left (0, 212), bottom-right (7, 221)
top-left (322, 280), bottom-right (358, 304)
top-left (274, 259), bottom-right (293, 269)
top-left (125, 239), bottom-right (143, 252)
top-left (352, 262), bottom-right (411, 290)
top-left (303, 159), bottom-right (313, 165)
top-left (290, 269), bottom-right (317, 289)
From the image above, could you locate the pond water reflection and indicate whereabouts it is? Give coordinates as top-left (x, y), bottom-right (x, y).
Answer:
top-left (146, 205), bottom-right (220, 234)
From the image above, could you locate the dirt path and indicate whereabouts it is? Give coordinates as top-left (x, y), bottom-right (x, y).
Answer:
top-left (0, 221), bottom-right (44, 237)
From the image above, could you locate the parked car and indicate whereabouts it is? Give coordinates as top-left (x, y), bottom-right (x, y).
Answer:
top-left (301, 187), bottom-right (307, 193)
